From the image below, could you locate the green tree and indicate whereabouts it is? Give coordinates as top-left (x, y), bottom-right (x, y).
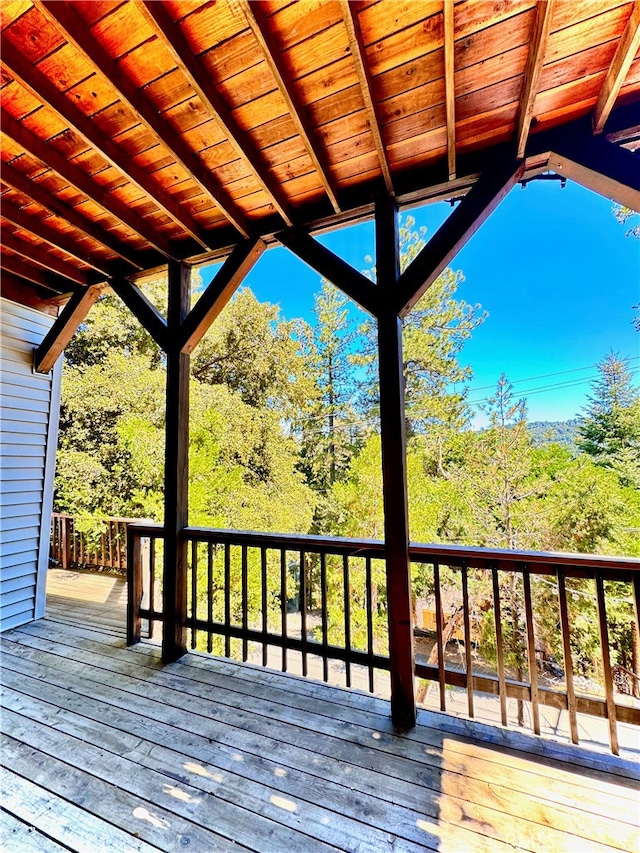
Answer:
top-left (579, 351), bottom-right (640, 487)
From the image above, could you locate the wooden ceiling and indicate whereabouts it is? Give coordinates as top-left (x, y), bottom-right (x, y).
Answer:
top-left (1, 0), bottom-right (640, 306)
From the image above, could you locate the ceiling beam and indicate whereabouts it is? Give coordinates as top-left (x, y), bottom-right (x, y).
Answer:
top-left (180, 239), bottom-right (266, 354)
top-left (444, 0), bottom-right (456, 180)
top-left (395, 156), bottom-right (525, 316)
top-left (109, 277), bottom-right (168, 350)
top-left (34, 284), bottom-right (103, 373)
top-left (593, 2), bottom-right (640, 135)
top-left (238, 0), bottom-right (341, 213)
top-left (0, 253), bottom-right (75, 294)
top-left (516, 0), bottom-right (556, 159)
top-left (1, 160), bottom-right (143, 270)
top-left (548, 135), bottom-right (640, 210)
top-left (137, 0), bottom-right (293, 228)
top-left (340, 0), bottom-right (393, 195)
top-left (0, 109), bottom-right (175, 260)
top-left (1, 230), bottom-right (89, 286)
top-left (0, 35), bottom-right (211, 249)
top-left (1, 196), bottom-right (112, 276)
top-left (277, 228), bottom-right (379, 316)
top-left (40, 1), bottom-right (252, 239)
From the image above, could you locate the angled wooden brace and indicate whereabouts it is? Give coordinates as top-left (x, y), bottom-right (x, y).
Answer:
top-left (277, 228), bottom-right (380, 317)
top-left (109, 276), bottom-right (168, 351)
top-left (394, 156), bottom-right (525, 317)
top-left (34, 285), bottom-right (103, 373)
top-left (179, 238), bottom-right (266, 354)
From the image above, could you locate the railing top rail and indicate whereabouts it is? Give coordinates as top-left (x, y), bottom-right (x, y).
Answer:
top-left (125, 523), bottom-right (640, 573)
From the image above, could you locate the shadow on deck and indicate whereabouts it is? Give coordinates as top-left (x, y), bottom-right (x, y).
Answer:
top-left (0, 569), bottom-right (638, 852)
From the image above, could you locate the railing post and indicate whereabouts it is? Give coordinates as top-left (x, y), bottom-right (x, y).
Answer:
top-left (127, 524), bottom-right (142, 645)
top-left (376, 196), bottom-right (416, 731)
top-left (61, 514), bottom-right (71, 570)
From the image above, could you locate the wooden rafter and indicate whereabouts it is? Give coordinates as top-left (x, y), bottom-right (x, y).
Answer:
top-left (1, 231), bottom-right (89, 286)
top-left (515, 0), bottom-right (556, 159)
top-left (593, 2), bottom-right (640, 134)
top-left (136, 0), bottom-right (293, 228)
top-left (0, 36), bottom-right (211, 249)
top-left (34, 284), bottom-right (103, 373)
top-left (237, 0), bottom-right (341, 213)
top-left (0, 109), bottom-right (174, 260)
top-left (109, 277), bottom-right (168, 350)
top-left (180, 239), bottom-right (266, 354)
top-left (395, 156), bottom-right (525, 316)
top-left (340, 1), bottom-right (393, 195)
top-left (40, 1), bottom-right (251, 240)
top-left (277, 228), bottom-right (379, 316)
top-left (1, 160), bottom-right (143, 270)
top-left (444, 0), bottom-right (456, 180)
top-left (0, 253), bottom-right (73, 294)
top-left (1, 197), bottom-right (111, 276)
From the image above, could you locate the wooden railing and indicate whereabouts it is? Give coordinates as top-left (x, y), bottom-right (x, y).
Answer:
top-left (51, 512), bottom-right (139, 572)
top-left (127, 524), bottom-right (640, 754)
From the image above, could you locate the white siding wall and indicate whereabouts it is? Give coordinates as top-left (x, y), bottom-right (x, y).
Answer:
top-left (1, 297), bottom-right (61, 631)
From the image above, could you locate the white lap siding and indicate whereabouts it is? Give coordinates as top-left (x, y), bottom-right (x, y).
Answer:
top-left (1, 297), bottom-right (61, 631)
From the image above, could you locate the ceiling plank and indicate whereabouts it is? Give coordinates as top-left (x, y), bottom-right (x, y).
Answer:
top-left (0, 109), bottom-right (175, 260)
top-left (277, 228), bottom-right (379, 316)
top-left (395, 156), bottom-right (525, 316)
top-left (0, 253), bottom-right (74, 293)
top-left (237, 0), bottom-right (341, 213)
top-left (180, 238), bottom-right (266, 354)
top-left (0, 34), bottom-right (212, 249)
top-left (40, 0), bottom-right (252, 239)
top-left (137, 0), bottom-right (293, 228)
top-left (1, 160), bottom-right (143, 269)
top-left (1, 230), bottom-right (89, 286)
top-left (1, 196), bottom-right (113, 276)
top-left (109, 276), bottom-right (168, 350)
top-left (593, 2), bottom-right (640, 135)
top-left (444, 0), bottom-right (456, 180)
top-left (515, 0), bottom-right (556, 159)
top-left (340, 0), bottom-right (393, 195)
top-left (34, 284), bottom-right (103, 373)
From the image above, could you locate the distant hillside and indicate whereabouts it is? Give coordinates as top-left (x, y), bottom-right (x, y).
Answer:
top-left (527, 418), bottom-right (582, 451)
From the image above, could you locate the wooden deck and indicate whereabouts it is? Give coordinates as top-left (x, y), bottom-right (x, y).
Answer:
top-left (1, 571), bottom-right (639, 853)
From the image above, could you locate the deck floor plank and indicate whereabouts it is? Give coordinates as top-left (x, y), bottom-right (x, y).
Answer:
top-left (0, 571), bottom-right (637, 853)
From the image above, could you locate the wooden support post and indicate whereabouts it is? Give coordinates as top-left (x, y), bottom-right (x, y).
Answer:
top-left (162, 260), bottom-right (191, 663)
top-left (375, 196), bottom-right (416, 731)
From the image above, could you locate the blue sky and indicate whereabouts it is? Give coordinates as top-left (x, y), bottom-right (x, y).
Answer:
top-left (206, 179), bottom-right (639, 425)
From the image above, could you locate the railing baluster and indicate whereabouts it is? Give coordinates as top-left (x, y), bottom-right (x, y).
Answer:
top-left (261, 547), bottom-right (268, 668)
top-left (224, 543), bottom-right (231, 658)
top-left (300, 550), bottom-right (308, 677)
top-left (595, 572), bottom-right (619, 755)
top-left (207, 542), bottom-right (213, 653)
top-left (491, 563), bottom-right (508, 727)
top-left (320, 552), bottom-right (328, 682)
top-left (522, 564), bottom-right (540, 735)
top-left (433, 560), bottom-right (446, 712)
top-left (117, 522), bottom-right (123, 570)
top-left (366, 556), bottom-right (374, 693)
top-left (557, 570), bottom-right (579, 745)
top-left (242, 544), bottom-right (248, 662)
top-left (191, 538), bottom-right (197, 649)
top-left (461, 562), bottom-right (474, 718)
top-left (343, 554), bottom-right (351, 688)
top-left (281, 548), bottom-right (287, 672)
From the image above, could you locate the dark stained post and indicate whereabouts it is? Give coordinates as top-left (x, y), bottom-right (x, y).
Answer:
top-left (162, 260), bottom-right (191, 663)
top-left (375, 195), bottom-right (416, 730)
